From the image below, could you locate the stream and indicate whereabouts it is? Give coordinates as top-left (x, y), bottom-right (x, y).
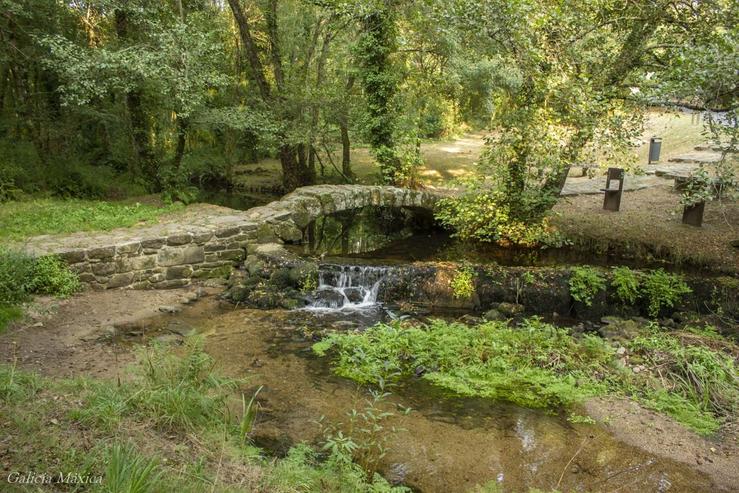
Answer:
top-left (113, 207), bottom-right (733, 491)
top-left (133, 290), bottom-right (722, 493)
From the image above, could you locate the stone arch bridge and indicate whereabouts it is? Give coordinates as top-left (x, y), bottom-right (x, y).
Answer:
top-left (22, 185), bottom-right (445, 290)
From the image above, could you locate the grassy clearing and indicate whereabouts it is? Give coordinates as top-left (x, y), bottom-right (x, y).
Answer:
top-left (314, 319), bottom-right (738, 435)
top-left (0, 198), bottom-right (182, 242)
top-left (0, 340), bottom-right (409, 492)
top-left (230, 110), bottom-right (707, 190)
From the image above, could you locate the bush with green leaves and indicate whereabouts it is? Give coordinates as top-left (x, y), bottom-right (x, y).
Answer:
top-left (450, 265), bottom-right (476, 299)
top-left (314, 318), bottom-right (616, 409)
top-left (315, 318), bottom-right (739, 435)
top-left (642, 269), bottom-right (692, 317)
top-left (0, 248), bottom-right (36, 305)
top-left (28, 255), bottom-right (81, 297)
top-left (0, 249), bottom-right (81, 330)
top-left (568, 266), bottom-right (606, 307)
top-left (436, 185), bottom-right (567, 248)
top-left (611, 266), bottom-right (641, 305)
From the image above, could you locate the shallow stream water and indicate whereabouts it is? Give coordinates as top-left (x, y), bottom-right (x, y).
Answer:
top-left (134, 299), bottom-right (723, 493)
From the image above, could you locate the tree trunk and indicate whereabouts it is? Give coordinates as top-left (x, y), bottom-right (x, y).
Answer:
top-left (173, 116), bottom-right (188, 171)
top-left (114, 8), bottom-right (155, 183)
top-left (297, 143), bottom-right (314, 184)
top-left (279, 144), bottom-right (301, 191)
top-left (227, 0), bottom-right (271, 101)
top-left (340, 121), bottom-right (351, 178)
top-left (339, 75), bottom-right (355, 179)
top-left (229, 0), bottom-right (311, 192)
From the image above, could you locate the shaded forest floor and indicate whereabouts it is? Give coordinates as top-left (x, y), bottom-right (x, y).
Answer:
top-left (231, 108), bottom-right (714, 188)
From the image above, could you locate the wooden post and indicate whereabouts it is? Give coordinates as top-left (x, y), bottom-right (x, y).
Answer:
top-left (682, 201), bottom-right (705, 227)
top-left (601, 168), bottom-right (625, 211)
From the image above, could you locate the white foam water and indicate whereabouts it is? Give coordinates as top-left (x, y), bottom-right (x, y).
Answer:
top-left (304, 264), bottom-right (388, 313)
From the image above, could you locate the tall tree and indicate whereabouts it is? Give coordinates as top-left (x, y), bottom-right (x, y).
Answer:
top-left (355, 1), bottom-right (401, 184)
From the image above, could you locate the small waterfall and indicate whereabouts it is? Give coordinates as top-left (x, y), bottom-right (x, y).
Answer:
top-left (305, 264), bottom-right (388, 311)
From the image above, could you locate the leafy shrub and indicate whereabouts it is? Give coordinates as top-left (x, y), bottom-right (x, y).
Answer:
top-left (0, 248), bottom-right (36, 305)
top-left (314, 318), bottom-right (615, 409)
top-left (0, 249), bottom-right (80, 307)
top-left (611, 266), bottom-right (641, 305)
top-left (29, 256), bottom-right (81, 297)
top-left (642, 269), bottom-right (692, 317)
top-left (679, 166), bottom-right (718, 207)
top-left (568, 266), bottom-right (606, 307)
top-left (436, 186), bottom-right (567, 248)
top-left (0, 250), bottom-right (80, 331)
top-left (450, 265), bottom-right (476, 299)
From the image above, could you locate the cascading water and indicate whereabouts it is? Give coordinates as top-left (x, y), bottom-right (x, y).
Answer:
top-left (305, 264), bottom-right (389, 312)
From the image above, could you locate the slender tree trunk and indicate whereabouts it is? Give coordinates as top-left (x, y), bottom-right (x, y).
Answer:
top-left (227, 0), bottom-right (271, 101)
top-left (114, 8), bottom-right (155, 183)
top-left (340, 122), bottom-right (351, 177)
top-left (173, 116), bottom-right (188, 171)
top-left (228, 0), bottom-right (308, 191)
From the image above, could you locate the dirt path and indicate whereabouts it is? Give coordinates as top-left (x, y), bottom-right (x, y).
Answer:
top-left (0, 287), bottom-right (216, 378)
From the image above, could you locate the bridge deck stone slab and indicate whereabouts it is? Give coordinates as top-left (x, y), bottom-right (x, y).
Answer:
top-left (16, 185), bottom-right (443, 290)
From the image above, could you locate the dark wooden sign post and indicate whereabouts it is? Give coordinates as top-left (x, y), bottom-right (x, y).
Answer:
top-left (601, 167), bottom-right (625, 211)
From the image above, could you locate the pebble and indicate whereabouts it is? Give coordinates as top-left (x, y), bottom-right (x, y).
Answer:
top-left (158, 305), bottom-right (181, 314)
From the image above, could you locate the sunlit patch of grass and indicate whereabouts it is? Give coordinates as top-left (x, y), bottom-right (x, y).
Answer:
top-left (0, 199), bottom-right (183, 242)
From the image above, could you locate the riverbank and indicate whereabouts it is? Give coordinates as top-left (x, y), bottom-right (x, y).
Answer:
top-left (1, 287), bottom-right (737, 492)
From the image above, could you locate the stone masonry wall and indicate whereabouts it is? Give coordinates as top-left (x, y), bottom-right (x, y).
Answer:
top-left (21, 185), bottom-right (443, 290)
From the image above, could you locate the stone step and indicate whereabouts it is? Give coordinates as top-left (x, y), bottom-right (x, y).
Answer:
top-left (694, 145), bottom-right (736, 153)
top-left (667, 152), bottom-right (721, 164)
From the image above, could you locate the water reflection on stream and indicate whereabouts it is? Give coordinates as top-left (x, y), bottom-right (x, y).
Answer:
top-left (136, 300), bottom-right (721, 493)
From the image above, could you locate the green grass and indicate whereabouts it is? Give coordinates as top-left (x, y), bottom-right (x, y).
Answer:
top-left (0, 305), bottom-right (23, 333)
top-left (0, 198), bottom-right (182, 242)
top-left (314, 319), bottom-right (739, 435)
top-left (0, 341), bottom-right (409, 493)
top-left (72, 337), bottom-right (239, 432)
